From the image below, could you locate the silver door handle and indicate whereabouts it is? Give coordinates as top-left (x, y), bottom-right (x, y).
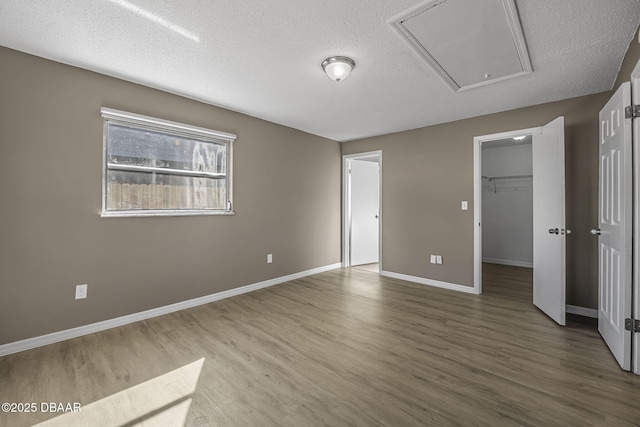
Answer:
top-left (548, 228), bottom-right (559, 235)
top-left (560, 229), bottom-right (571, 235)
top-left (590, 228), bottom-right (601, 235)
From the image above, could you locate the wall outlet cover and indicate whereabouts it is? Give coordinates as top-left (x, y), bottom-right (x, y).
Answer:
top-left (75, 284), bottom-right (87, 300)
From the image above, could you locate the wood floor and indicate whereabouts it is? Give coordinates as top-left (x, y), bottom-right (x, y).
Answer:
top-left (351, 263), bottom-right (379, 273)
top-left (1, 264), bottom-right (639, 426)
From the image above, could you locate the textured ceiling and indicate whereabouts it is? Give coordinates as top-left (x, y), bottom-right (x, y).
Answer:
top-left (0, 0), bottom-right (639, 142)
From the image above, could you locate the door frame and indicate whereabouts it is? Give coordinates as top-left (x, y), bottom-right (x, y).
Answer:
top-left (342, 151), bottom-right (382, 269)
top-left (473, 126), bottom-right (541, 294)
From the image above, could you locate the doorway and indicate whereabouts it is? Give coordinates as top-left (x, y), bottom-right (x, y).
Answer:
top-left (342, 151), bottom-right (382, 272)
top-left (474, 118), bottom-right (567, 325)
top-left (481, 136), bottom-right (533, 269)
top-left (474, 126), bottom-right (540, 294)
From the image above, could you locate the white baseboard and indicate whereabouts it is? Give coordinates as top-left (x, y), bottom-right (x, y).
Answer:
top-left (566, 304), bottom-right (598, 318)
top-left (380, 270), bottom-right (478, 294)
top-left (0, 263), bottom-right (342, 357)
top-left (483, 258), bottom-right (533, 268)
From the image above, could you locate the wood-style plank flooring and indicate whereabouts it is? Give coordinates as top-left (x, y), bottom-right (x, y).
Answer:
top-left (351, 263), bottom-right (379, 273)
top-left (1, 264), bottom-right (639, 426)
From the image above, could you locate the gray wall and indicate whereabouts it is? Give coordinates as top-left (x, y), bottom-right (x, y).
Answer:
top-left (342, 29), bottom-right (640, 309)
top-left (0, 46), bottom-right (341, 345)
top-left (342, 93), bottom-right (614, 306)
top-left (482, 143), bottom-right (533, 267)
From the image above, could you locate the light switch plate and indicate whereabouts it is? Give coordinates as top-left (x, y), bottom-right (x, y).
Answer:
top-left (436, 255), bottom-right (443, 264)
top-left (461, 201), bottom-right (468, 211)
top-left (267, 254), bottom-right (273, 264)
top-left (430, 255), bottom-right (436, 264)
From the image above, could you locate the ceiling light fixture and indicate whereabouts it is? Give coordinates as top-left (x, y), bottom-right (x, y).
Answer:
top-left (321, 56), bottom-right (355, 82)
top-left (513, 136), bottom-right (526, 141)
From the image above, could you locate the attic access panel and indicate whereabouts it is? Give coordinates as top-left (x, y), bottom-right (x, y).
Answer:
top-left (390, 0), bottom-right (532, 92)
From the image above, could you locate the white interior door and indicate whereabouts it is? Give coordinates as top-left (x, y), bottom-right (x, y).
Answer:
top-left (597, 82), bottom-right (632, 371)
top-left (632, 62), bottom-right (640, 375)
top-left (532, 117), bottom-right (566, 325)
top-left (350, 160), bottom-right (380, 266)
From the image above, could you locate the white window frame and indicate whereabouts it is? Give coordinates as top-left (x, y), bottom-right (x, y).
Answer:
top-left (101, 107), bottom-right (236, 217)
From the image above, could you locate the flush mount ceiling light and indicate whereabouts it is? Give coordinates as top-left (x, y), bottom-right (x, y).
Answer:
top-left (321, 56), bottom-right (355, 82)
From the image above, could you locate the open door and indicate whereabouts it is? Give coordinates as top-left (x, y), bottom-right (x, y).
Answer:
top-left (596, 82), bottom-right (632, 371)
top-left (532, 117), bottom-right (566, 325)
top-left (632, 61), bottom-right (640, 375)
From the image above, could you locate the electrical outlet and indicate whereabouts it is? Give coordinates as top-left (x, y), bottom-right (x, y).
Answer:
top-left (430, 255), bottom-right (436, 264)
top-left (75, 284), bottom-right (87, 300)
top-left (436, 255), bottom-right (443, 264)
top-left (267, 253), bottom-right (273, 264)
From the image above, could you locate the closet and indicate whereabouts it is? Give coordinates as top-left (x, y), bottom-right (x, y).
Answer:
top-left (481, 137), bottom-right (533, 268)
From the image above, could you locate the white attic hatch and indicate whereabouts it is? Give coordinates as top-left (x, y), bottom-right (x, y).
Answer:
top-left (390, 0), bottom-right (532, 91)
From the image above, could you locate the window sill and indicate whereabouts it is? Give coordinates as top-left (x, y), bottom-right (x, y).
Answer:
top-left (101, 210), bottom-right (235, 218)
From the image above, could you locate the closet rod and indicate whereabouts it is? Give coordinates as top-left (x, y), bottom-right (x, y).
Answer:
top-left (482, 174), bottom-right (532, 180)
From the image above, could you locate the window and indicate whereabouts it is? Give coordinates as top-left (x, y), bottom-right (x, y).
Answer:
top-left (101, 108), bottom-right (235, 217)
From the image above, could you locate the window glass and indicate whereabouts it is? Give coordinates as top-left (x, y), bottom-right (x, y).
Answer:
top-left (101, 109), bottom-right (235, 216)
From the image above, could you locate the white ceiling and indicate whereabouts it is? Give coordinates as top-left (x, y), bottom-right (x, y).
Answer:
top-left (0, 0), bottom-right (639, 142)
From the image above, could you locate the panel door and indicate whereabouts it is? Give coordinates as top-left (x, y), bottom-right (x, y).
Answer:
top-left (598, 82), bottom-right (632, 371)
top-left (632, 62), bottom-right (640, 375)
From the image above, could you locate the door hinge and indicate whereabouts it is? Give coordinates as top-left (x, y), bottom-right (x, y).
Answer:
top-left (624, 318), bottom-right (640, 332)
top-left (625, 105), bottom-right (640, 119)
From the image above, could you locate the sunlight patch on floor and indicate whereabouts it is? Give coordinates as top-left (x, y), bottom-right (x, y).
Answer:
top-left (35, 358), bottom-right (204, 426)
